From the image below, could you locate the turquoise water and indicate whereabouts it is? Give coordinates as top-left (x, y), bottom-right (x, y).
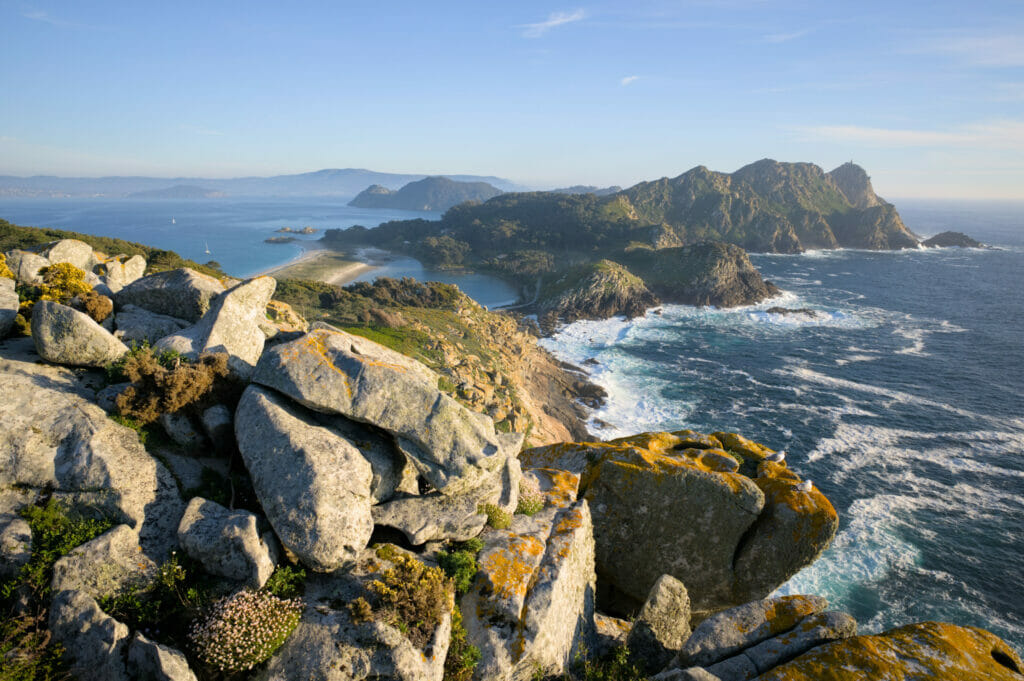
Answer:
top-left (0, 197), bottom-right (519, 307)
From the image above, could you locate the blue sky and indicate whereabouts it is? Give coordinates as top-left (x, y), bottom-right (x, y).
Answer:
top-left (1, 0), bottom-right (1022, 198)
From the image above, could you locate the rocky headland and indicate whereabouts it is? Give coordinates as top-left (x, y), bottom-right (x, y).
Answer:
top-left (0, 228), bottom-right (1021, 681)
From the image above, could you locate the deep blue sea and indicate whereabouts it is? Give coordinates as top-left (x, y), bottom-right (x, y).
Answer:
top-left (541, 200), bottom-right (1024, 650)
top-left (2, 197), bottom-right (1022, 648)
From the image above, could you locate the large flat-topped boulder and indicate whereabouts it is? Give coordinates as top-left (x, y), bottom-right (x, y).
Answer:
top-left (756, 621), bottom-right (1024, 680)
top-left (114, 268), bottom-right (225, 322)
top-left (32, 300), bottom-right (128, 368)
top-left (35, 239), bottom-right (95, 271)
top-left (253, 326), bottom-right (523, 495)
top-left (156, 276), bottom-right (276, 378)
top-left (235, 385), bottom-right (374, 572)
top-left (521, 430), bottom-right (838, 614)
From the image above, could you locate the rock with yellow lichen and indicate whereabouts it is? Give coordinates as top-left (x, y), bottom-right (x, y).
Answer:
top-left (519, 429), bottom-right (838, 615)
top-left (754, 621), bottom-right (1024, 681)
top-left (460, 500), bottom-right (596, 681)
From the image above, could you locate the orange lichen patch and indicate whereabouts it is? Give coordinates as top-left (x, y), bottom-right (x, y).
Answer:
top-left (527, 467), bottom-right (580, 508)
top-left (748, 596), bottom-right (827, 637)
top-left (758, 460), bottom-right (799, 482)
top-left (478, 534), bottom-right (546, 604)
top-left (712, 431), bottom-right (774, 460)
top-left (519, 441), bottom-right (616, 474)
top-left (757, 621), bottom-right (1024, 680)
top-left (755, 475), bottom-right (839, 546)
top-left (670, 429), bottom-right (724, 450)
top-left (275, 331), bottom-right (354, 399)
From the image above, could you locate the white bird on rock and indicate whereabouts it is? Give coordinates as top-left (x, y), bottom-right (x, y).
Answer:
top-left (767, 450), bottom-right (786, 463)
top-left (795, 480), bottom-right (813, 492)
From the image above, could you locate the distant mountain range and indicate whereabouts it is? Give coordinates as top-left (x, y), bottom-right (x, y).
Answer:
top-left (126, 185), bottom-right (225, 199)
top-left (349, 176), bottom-right (503, 212)
top-left (0, 168), bottom-right (525, 199)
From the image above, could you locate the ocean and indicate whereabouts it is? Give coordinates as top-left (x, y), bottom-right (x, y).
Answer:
top-left (3, 196), bottom-right (1022, 648)
top-left (540, 199), bottom-right (1024, 649)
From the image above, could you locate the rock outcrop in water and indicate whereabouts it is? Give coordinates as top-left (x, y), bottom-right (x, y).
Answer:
top-left (0, 233), bottom-right (1021, 681)
top-left (922, 231), bottom-right (985, 248)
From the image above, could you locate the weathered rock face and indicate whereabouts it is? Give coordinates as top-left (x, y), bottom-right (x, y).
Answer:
top-left (177, 497), bottom-right (278, 588)
top-left (114, 304), bottom-right (190, 345)
top-left (234, 385), bottom-right (374, 572)
top-left (461, 500), bottom-right (596, 681)
top-left (626, 574), bottom-right (692, 672)
top-left (0, 341), bottom-right (183, 554)
top-left (253, 327), bottom-right (524, 496)
top-left (32, 300), bottom-right (129, 367)
top-left (520, 430), bottom-right (838, 614)
top-left (827, 162), bottom-right (882, 210)
top-left (922, 231), bottom-right (984, 248)
top-left (35, 239), bottom-right (95, 271)
top-left (260, 299), bottom-right (309, 338)
top-left (0, 277), bottom-right (17, 338)
top-left (756, 621), bottom-right (1024, 681)
top-left (672, 595), bottom-right (829, 669)
top-left (254, 549), bottom-right (452, 681)
top-left (623, 242), bottom-right (781, 308)
top-left (5, 249), bottom-right (50, 284)
top-left (156, 276), bottom-right (277, 378)
top-left (49, 590), bottom-right (130, 681)
top-left (127, 633), bottom-right (198, 681)
top-left (114, 268), bottom-right (225, 322)
top-left (0, 504), bottom-right (31, 579)
top-left (51, 524), bottom-right (157, 599)
top-left (99, 254), bottom-right (147, 293)
top-left (372, 453), bottom-right (519, 545)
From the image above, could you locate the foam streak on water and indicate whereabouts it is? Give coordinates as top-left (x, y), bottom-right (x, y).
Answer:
top-left (541, 231), bottom-right (1024, 650)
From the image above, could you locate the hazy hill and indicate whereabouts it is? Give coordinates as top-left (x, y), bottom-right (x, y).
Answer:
top-left (348, 176), bottom-right (503, 211)
top-left (126, 184), bottom-right (224, 199)
top-left (0, 168), bottom-right (523, 198)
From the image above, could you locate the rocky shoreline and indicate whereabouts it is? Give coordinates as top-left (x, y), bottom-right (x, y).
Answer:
top-left (1, 237), bottom-right (1021, 681)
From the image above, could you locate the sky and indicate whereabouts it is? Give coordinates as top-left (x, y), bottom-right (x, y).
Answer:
top-left (1, 0), bottom-right (1023, 198)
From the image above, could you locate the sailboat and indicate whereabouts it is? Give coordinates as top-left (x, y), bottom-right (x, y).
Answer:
top-left (171, 217), bottom-right (176, 224)
top-left (204, 241), bottom-right (211, 255)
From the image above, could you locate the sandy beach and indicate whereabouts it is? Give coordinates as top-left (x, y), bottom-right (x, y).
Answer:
top-left (258, 245), bottom-right (377, 286)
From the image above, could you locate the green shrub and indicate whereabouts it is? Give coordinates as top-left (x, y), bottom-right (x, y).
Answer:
top-left (361, 552), bottom-right (453, 648)
top-left (436, 539), bottom-right (484, 596)
top-left (1, 499), bottom-right (114, 600)
top-left (479, 503), bottom-right (511, 530)
top-left (264, 565), bottom-right (307, 599)
top-left (0, 615), bottom-right (71, 681)
top-left (190, 589), bottom-right (302, 672)
top-left (574, 646), bottom-right (646, 681)
top-left (443, 607), bottom-right (481, 681)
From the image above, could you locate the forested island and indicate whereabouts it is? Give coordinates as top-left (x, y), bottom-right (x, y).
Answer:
top-left (325, 159), bottom-right (921, 326)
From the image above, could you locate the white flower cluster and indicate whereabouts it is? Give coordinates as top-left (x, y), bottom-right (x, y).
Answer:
top-left (516, 477), bottom-right (545, 516)
top-left (190, 588), bottom-right (303, 672)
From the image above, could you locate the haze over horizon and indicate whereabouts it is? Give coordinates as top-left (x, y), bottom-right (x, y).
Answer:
top-left (2, 0), bottom-right (1023, 199)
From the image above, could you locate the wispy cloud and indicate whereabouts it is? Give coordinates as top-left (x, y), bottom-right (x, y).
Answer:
top-left (763, 28), bottom-right (812, 43)
top-left (21, 8), bottom-right (108, 30)
top-left (794, 120), bottom-right (1024, 148)
top-left (518, 9), bottom-right (586, 38)
top-left (912, 31), bottom-right (1024, 67)
top-left (620, 75), bottom-right (640, 86)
